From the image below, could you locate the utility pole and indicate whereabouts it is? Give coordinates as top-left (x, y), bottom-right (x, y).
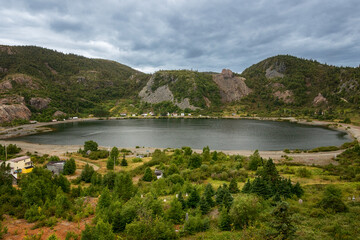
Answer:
top-left (5, 143), bottom-right (7, 161)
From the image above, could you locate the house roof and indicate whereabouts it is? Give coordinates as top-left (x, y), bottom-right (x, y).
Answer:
top-left (6, 156), bottom-right (31, 163)
top-left (47, 161), bottom-right (66, 166)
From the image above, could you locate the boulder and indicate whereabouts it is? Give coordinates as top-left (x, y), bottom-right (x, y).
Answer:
top-left (53, 110), bottom-right (66, 117)
top-left (30, 97), bottom-right (51, 110)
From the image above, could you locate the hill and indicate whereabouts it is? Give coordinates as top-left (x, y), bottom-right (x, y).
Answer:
top-left (0, 46), bottom-right (359, 123)
top-left (240, 55), bottom-right (360, 117)
top-left (0, 45), bottom-right (149, 122)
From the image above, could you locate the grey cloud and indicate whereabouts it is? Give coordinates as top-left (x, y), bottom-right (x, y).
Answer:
top-left (0, 0), bottom-right (359, 73)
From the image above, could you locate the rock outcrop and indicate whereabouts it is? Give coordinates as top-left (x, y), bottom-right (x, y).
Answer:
top-left (265, 62), bottom-right (286, 79)
top-left (0, 74), bottom-right (39, 92)
top-left (139, 75), bottom-right (199, 110)
top-left (313, 93), bottom-right (328, 106)
top-left (0, 104), bottom-right (31, 122)
top-left (53, 110), bottom-right (66, 117)
top-left (213, 69), bottom-right (252, 103)
top-left (271, 83), bottom-right (294, 103)
top-left (30, 97), bottom-right (51, 110)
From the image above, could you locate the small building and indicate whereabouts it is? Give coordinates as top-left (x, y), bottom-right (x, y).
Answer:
top-left (6, 156), bottom-right (33, 175)
top-left (154, 169), bottom-right (163, 179)
top-left (141, 113), bottom-right (148, 117)
top-left (132, 114), bottom-right (137, 117)
top-left (46, 161), bottom-right (66, 175)
top-left (120, 113), bottom-right (127, 117)
top-left (181, 113), bottom-right (185, 117)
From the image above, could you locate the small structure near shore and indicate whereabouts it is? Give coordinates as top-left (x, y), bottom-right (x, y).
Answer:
top-left (154, 169), bottom-right (163, 179)
top-left (46, 161), bottom-right (66, 175)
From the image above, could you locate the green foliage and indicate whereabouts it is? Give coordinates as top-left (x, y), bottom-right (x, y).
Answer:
top-left (318, 185), bottom-right (348, 213)
top-left (121, 156), bottom-right (128, 166)
top-left (188, 153), bottom-right (202, 169)
top-left (166, 198), bottom-right (184, 224)
top-left (114, 172), bottom-right (136, 201)
top-left (63, 158), bottom-right (76, 175)
top-left (248, 150), bottom-right (262, 171)
top-left (296, 167), bottom-right (312, 178)
top-left (187, 188), bottom-right (200, 208)
top-left (142, 167), bottom-right (154, 182)
top-left (0, 162), bottom-right (12, 187)
top-left (80, 164), bottom-right (95, 183)
top-left (229, 178), bottom-right (239, 193)
top-left (81, 219), bottom-right (115, 240)
top-left (106, 157), bottom-right (114, 170)
top-left (84, 141), bottom-right (98, 152)
top-left (97, 188), bottom-right (111, 211)
top-left (229, 195), bottom-right (262, 230)
top-left (110, 147), bottom-right (119, 162)
top-left (199, 196), bottom-right (211, 215)
top-left (183, 214), bottom-right (210, 235)
top-left (270, 201), bottom-right (295, 240)
top-left (47, 234), bottom-right (59, 240)
top-left (218, 207), bottom-right (231, 231)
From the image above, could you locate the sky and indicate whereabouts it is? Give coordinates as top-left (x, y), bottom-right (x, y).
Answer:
top-left (0, 0), bottom-right (359, 73)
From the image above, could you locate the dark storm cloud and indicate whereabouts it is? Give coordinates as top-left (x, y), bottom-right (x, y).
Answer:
top-left (0, 0), bottom-right (359, 73)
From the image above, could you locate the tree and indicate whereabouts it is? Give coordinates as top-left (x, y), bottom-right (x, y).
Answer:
top-left (212, 151), bottom-right (218, 161)
top-left (187, 188), bottom-right (200, 208)
top-left (200, 195), bottom-right (210, 214)
top-left (142, 167), bottom-right (154, 182)
top-left (189, 153), bottom-right (202, 169)
top-left (94, 219), bottom-right (115, 240)
top-left (202, 146), bottom-right (211, 162)
top-left (166, 198), bottom-right (184, 224)
top-left (318, 185), bottom-right (348, 213)
top-left (250, 177), bottom-right (271, 199)
top-left (110, 147), bottom-right (119, 164)
top-left (97, 188), bottom-right (111, 211)
top-left (178, 192), bottom-right (186, 209)
top-left (222, 188), bottom-right (234, 210)
top-left (114, 172), bottom-right (135, 201)
top-left (204, 183), bottom-right (215, 207)
top-left (292, 182), bottom-right (304, 198)
top-left (270, 201), bottom-right (295, 240)
top-left (80, 164), bottom-right (95, 183)
top-left (229, 195), bottom-right (262, 230)
top-left (248, 150), bottom-right (262, 171)
top-left (63, 158), bottom-right (76, 175)
top-left (106, 157), bottom-right (114, 170)
top-left (242, 179), bottom-right (251, 193)
top-left (121, 154), bottom-right (128, 166)
top-left (0, 161), bottom-right (12, 187)
top-left (47, 234), bottom-right (59, 240)
top-left (218, 207), bottom-right (231, 231)
top-left (84, 140), bottom-right (98, 152)
top-left (229, 178), bottom-right (239, 193)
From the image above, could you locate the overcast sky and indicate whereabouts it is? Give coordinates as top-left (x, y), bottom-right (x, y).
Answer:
top-left (1, 0), bottom-right (359, 73)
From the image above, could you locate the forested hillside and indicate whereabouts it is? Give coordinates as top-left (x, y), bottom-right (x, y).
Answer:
top-left (0, 45), bottom-right (149, 122)
top-left (1, 46), bottom-right (359, 123)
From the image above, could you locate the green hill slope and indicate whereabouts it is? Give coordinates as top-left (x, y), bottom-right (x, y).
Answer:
top-left (0, 45), bottom-right (149, 121)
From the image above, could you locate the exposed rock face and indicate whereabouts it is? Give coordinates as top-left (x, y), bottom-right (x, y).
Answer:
top-left (139, 75), bottom-right (199, 110)
top-left (213, 69), bottom-right (252, 103)
top-left (265, 62), bottom-right (286, 79)
top-left (0, 104), bottom-right (31, 122)
top-left (30, 97), bottom-right (51, 110)
top-left (271, 83), bottom-right (294, 103)
top-left (0, 95), bottom-right (25, 105)
top-left (0, 67), bottom-right (8, 73)
top-left (53, 110), bottom-right (66, 117)
top-left (313, 93), bottom-right (328, 106)
top-left (0, 46), bottom-right (14, 55)
top-left (274, 90), bottom-right (294, 103)
top-left (0, 74), bottom-right (39, 92)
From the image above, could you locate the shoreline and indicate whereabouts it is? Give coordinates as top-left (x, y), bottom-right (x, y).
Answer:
top-left (0, 117), bottom-right (359, 166)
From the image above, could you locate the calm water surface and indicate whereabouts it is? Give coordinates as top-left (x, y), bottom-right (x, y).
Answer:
top-left (14, 119), bottom-right (351, 150)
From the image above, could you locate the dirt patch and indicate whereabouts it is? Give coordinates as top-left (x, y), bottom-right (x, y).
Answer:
top-left (2, 215), bottom-right (94, 240)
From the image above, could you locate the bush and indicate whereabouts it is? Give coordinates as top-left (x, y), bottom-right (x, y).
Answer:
top-left (183, 215), bottom-right (210, 235)
top-left (63, 158), bottom-right (76, 175)
top-left (229, 195), bottom-right (262, 229)
top-left (132, 158), bottom-right (143, 163)
top-left (296, 167), bottom-right (312, 178)
top-left (318, 185), bottom-right (348, 213)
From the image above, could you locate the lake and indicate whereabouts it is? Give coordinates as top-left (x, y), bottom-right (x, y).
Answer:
top-left (14, 119), bottom-right (351, 151)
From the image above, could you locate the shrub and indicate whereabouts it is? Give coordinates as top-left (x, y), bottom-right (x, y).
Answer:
top-left (229, 195), bottom-right (262, 229)
top-left (183, 215), bottom-right (210, 235)
top-left (296, 167), bottom-right (312, 178)
top-left (318, 185), bottom-right (348, 213)
top-left (84, 140), bottom-right (98, 152)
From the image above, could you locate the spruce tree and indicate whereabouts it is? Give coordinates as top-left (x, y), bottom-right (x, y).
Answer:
top-left (229, 178), bottom-right (239, 193)
top-left (218, 207), bottom-right (231, 231)
top-left (242, 179), bottom-right (252, 193)
top-left (120, 154), bottom-right (128, 166)
top-left (199, 196), bottom-right (211, 214)
top-left (204, 183), bottom-right (215, 207)
top-left (222, 188), bottom-right (234, 210)
top-left (166, 198), bottom-right (184, 224)
top-left (187, 188), bottom-right (200, 208)
top-left (216, 186), bottom-right (224, 205)
top-left (178, 192), bottom-right (186, 209)
top-left (106, 157), bottom-right (114, 170)
top-left (63, 158), bottom-right (76, 175)
top-left (142, 167), bottom-right (153, 182)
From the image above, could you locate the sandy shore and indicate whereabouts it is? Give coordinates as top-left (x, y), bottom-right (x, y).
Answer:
top-left (0, 117), bottom-right (359, 166)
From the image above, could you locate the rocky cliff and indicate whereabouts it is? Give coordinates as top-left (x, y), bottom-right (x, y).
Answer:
top-left (213, 69), bottom-right (252, 103)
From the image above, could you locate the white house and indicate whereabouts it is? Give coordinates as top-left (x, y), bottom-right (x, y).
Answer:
top-left (5, 156), bottom-right (33, 174)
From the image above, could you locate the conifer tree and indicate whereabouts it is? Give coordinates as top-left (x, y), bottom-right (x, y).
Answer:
top-left (218, 207), bottom-right (231, 231)
top-left (120, 154), bottom-right (128, 166)
top-left (242, 179), bottom-right (252, 193)
top-left (166, 198), bottom-right (184, 224)
top-left (178, 192), bottom-right (186, 209)
top-left (200, 196), bottom-right (211, 214)
top-left (142, 167), bottom-right (153, 182)
top-left (187, 188), bottom-right (200, 208)
top-left (229, 178), bottom-right (239, 193)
